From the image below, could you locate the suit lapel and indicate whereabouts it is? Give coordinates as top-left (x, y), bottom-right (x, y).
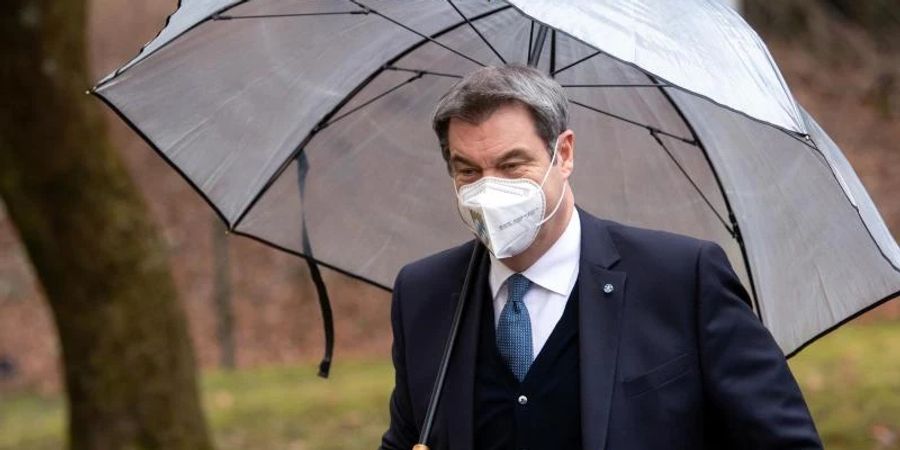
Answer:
top-left (443, 245), bottom-right (489, 450)
top-left (577, 207), bottom-right (626, 450)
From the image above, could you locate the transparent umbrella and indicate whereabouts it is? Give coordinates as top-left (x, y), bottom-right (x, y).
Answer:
top-left (90, 0), bottom-right (899, 372)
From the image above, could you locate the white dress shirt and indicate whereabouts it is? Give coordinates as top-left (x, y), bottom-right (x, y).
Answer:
top-left (489, 208), bottom-right (581, 360)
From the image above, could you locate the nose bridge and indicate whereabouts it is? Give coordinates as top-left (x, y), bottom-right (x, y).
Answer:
top-left (481, 166), bottom-right (504, 179)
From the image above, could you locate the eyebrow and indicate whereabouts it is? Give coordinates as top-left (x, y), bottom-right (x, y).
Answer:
top-left (496, 148), bottom-right (533, 164)
top-left (449, 153), bottom-right (477, 168)
top-left (449, 147), bottom-right (534, 168)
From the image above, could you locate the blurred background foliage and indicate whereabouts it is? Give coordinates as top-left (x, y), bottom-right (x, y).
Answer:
top-left (747, 0), bottom-right (900, 51)
top-left (0, 0), bottom-right (898, 449)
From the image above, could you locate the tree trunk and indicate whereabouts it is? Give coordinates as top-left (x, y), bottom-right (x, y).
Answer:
top-left (0, 1), bottom-right (214, 449)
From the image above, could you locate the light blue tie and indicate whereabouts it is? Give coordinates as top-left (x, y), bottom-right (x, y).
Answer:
top-left (496, 273), bottom-right (533, 382)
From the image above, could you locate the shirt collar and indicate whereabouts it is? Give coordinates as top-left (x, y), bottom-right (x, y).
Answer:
top-left (489, 208), bottom-right (581, 298)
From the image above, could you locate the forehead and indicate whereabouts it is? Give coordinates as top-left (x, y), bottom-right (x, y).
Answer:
top-left (447, 102), bottom-right (545, 161)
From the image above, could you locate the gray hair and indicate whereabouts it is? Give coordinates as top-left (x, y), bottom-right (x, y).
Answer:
top-left (432, 64), bottom-right (569, 168)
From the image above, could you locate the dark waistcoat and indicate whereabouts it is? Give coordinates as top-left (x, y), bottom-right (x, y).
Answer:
top-left (474, 279), bottom-right (582, 450)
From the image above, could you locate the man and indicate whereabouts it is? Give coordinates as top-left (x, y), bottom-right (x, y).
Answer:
top-left (380, 65), bottom-right (822, 450)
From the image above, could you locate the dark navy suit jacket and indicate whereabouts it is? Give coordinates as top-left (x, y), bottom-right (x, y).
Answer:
top-left (381, 207), bottom-right (822, 450)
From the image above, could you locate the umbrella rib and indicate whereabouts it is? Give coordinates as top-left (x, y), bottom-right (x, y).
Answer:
top-left (550, 29), bottom-right (557, 76)
top-left (527, 21), bottom-right (535, 62)
top-left (212, 11), bottom-right (368, 20)
top-left (781, 127), bottom-right (822, 153)
top-left (563, 83), bottom-right (671, 88)
top-left (528, 24), bottom-right (549, 67)
top-left (648, 76), bottom-right (763, 318)
top-left (351, 0), bottom-right (487, 67)
top-left (322, 73), bottom-right (425, 128)
top-left (230, 228), bottom-right (394, 291)
top-left (231, 5), bottom-right (512, 230)
top-left (568, 99), bottom-right (695, 144)
top-left (446, 0), bottom-right (507, 64)
top-left (777, 124), bottom-right (900, 273)
top-left (386, 66), bottom-right (463, 79)
top-left (648, 130), bottom-right (734, 235)
top-left (553, 50), bottom-right (602, 76)
top-left (795, 132), bottom-right (900, 273)
top-left (322, 69), bottom-right (464, 127)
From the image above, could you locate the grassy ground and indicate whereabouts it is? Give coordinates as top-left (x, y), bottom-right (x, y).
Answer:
top-left (0, 360), bottom-right (393, 450)
top-left (787, 322), bottom-right (900, 450)
top-left (1, 322), bottom-right (897, 450)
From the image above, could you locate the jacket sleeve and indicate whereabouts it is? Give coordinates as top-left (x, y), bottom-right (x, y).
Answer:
top-left (379, 266), bottom-right (418, 450)
top-left (696, 241), bottom-right (823, 449)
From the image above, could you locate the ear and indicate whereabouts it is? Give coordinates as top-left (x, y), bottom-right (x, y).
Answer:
top-left (557, 129), bottom-right (575, 179)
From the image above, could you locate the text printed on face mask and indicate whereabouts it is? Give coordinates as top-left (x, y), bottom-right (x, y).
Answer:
top-left (498, 207), bottom-right (540, 231)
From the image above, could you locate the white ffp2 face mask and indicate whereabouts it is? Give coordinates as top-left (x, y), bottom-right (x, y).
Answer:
top-left (455, 139), bottom-right (567, 258)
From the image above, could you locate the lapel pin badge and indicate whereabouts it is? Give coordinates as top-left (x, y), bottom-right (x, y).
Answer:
top-left (603, 283), bottom-right (615, 294)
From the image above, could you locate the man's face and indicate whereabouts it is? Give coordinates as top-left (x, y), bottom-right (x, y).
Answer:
top-left (447, 102), bottom-right (574, 194)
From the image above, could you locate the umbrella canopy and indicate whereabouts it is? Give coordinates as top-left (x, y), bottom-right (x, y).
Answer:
top-left (91, 0), bottom-right (900, 357)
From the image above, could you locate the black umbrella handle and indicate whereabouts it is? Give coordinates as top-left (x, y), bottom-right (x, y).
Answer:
top-left (415, 242), bottom-right (485, 449)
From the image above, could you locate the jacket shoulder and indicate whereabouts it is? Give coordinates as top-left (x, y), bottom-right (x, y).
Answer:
top-left (595, 216), bottom-right (715, 270)
top-left (607, 219), bottom-right (710, 250)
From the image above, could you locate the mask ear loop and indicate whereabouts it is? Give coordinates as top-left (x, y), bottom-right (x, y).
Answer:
top-left (537, 137), bottom-right (567, 226)
top-left (539, 181), bottom-right (567, 226)
top-left (537, 137), bottom-right (560, 187)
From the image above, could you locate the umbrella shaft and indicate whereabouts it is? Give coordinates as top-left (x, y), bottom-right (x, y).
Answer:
top-left (417, 243), bottom-right (484, 447)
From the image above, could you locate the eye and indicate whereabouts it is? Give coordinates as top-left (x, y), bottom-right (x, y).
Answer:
top-left (455, 167), bottom-right (478, 178)
top-left (500, 162), bottom-right (520, 172)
